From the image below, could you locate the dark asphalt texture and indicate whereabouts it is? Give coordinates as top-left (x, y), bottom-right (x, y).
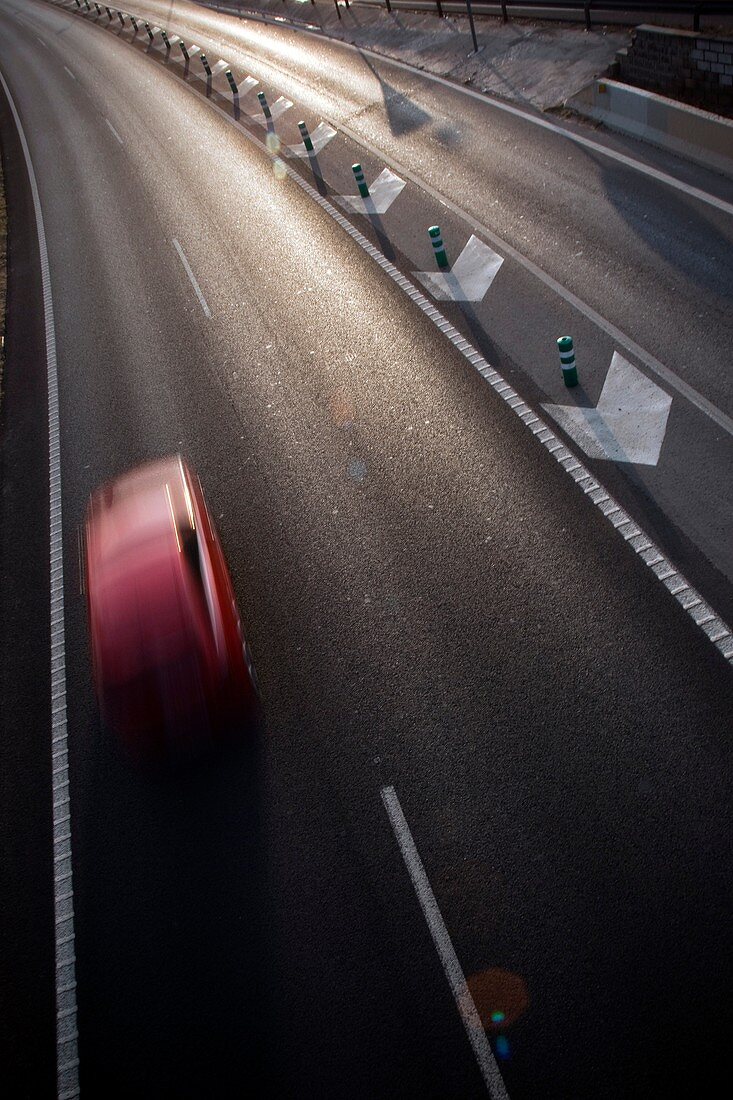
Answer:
top-left (0, 2), bottom-right (731, 1098)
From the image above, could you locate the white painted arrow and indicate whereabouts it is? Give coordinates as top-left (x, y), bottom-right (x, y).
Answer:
top-left (287, 122), bottom-right (337, 158)
top-left (542, 352), bottom-right (672, 465)
top-left (337, 168), bottom-right (406, 215)
top-left (237, 75), bottom-right (258, 96)
top-left (413, 235), bottom-right (503, 302)
top-left (252, 96), bottom-right (293, 126)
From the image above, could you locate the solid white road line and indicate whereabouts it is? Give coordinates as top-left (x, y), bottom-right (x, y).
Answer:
top-left (380, 786), bottom-right (510, 1099)
top-left (104, 117), bottom-right (123, 144)
top-left (63, 64), bottom-right (76, 80)
top-left (333, 119), bottom-right (733, 440)
top-left (171, 64), bottom-right (733, 665)
top-left (0, 66), bottom-right (80, 1100)
top-left (172, 237), bottom-right (212, 318)
top-left (134, 6), bottom-right (733, 436)
top-left (237, 8), bottom-right (733, 219)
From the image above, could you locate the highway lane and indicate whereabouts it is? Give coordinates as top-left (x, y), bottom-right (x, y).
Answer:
top-left (1, 2), bottom-right (732, 1098)
top-left (78, 0), bottom-right (733, 623)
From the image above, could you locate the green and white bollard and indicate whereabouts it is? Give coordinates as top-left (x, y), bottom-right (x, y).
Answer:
top-left (428, 225), bottom-right (449, 270)
top-left (225, 69), bottom-right (238, 95)
top-left (298, 121), bottom-right (314, 153)
top-left (130, 14), bottom-right (138, 30)
top-left (144, 22), bottom-right (153, 41)
top-left (95, 4), bottom-right (101, 15)
top-left (557, 336), bottom-right (578, 387)
top-left (179, 40), bottom-right (189, 60)
top-left (200, 53), bottom-right (212, 77)
top-left (117, 10), bottom-right (124, 25)
top-left (74, 0), bottom-right (80, 8)
top-left (105, 6), bottom-right (112, 19)
top-left (161, 30), bottom-right (170, 50)
top-left (258, 91), bottom-right (272, 121)
top-left (352, 163), bottom-right (370, 199)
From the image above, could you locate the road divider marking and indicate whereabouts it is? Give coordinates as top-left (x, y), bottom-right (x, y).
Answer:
top-left (49, 0), bottom-right (733, 664)
top-left (543, 351), bottom-right (673, 466)
top-left (381, 786), bottom-right (509, 1098)
top-left (253, 91), bottom-right (292, 127)
top-left (172, 238), bottom-right (211, 318)
top-left (0, 66), bottom-right (80, 1100)
top-left (338, 166), bottom-right (405, 215)
top-left (288, 120), bottom-right (336, 158)
top-left (104, 117), bottom-right (123, 144)
top-left (415, 234), bottom-right (504, 303)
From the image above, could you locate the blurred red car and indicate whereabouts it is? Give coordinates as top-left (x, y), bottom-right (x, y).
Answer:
top-left (85, 455), bottom-right (260, 758)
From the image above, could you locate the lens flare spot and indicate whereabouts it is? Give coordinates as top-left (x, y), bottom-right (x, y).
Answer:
top-left (495, 1035), bottom-right (511, 1060)
top-left (463, 968), bottom-right (529, 1030)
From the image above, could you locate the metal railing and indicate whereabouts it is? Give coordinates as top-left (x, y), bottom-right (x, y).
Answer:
top-left (353, 1), bottom-right (733, 33)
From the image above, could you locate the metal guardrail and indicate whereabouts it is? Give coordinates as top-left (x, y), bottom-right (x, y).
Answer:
top-left (352, 1), bottom-right (733, 33)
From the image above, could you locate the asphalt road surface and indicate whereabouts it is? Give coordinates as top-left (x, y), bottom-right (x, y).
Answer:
top-left (0, 2), bottom-right (731, 1098)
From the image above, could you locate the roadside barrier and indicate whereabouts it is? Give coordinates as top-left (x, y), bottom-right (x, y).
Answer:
top-left (298, 121), bottom-right (314, 153)
top-left (428, 225), bottom-right (449, 270)
top-left (352, 163), bottom-right (370, 199)
top-left (225, 69), bottom-right (238, 95)
top-left (557, 336), bottom-right (579, 387)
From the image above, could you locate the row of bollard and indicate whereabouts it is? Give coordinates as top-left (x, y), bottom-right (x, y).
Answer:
top-left (74, 3), bottom-right (578, 389)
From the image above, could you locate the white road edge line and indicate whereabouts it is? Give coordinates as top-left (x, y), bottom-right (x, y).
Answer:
top-left (172, 237), bottom-right (212, 318)
top-left (135, 4), bottom-right (733, 437)
top-left (104, 117), bottom-right (123, 144)
top-left (0, 66), bottom-right (80, 1100)
top-left (63, 64), bottom-right (76, 80)
top-left (44, 2), bottom-right (733, 668)
top-left (204, 95), bottom-right (733, 665)
top-left (234, 7), bottom-right (733, 219)
top-left (331, 118), bottom-right (733, 440)
top-left (380, 785), bottom-right (509, 1099)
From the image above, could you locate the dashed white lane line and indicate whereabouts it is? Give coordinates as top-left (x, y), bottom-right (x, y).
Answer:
top-left (36, 35), bottom-right (49, 48)
top-left (172, 237), bottom-right (212, 318)
top-left (104, 116), bottom-right (123, 144)
top-left (381, 786), bottom-right (509, 1098)
top-left (0, 66), bottom-right (80, 1100)
top-left (63, 64), bottom-right (76, 80)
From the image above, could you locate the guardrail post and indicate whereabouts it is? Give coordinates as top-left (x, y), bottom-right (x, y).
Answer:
top-left (385, 0), bottom-right (392, 12)
top-left (584, 2), bottom-right (592, 31)
top-left (333, 0), bottom-right (341, 19)
top-left (436, 0), bottom-right (443, 16)
top-left (500, 0), bottom-right (508, 23)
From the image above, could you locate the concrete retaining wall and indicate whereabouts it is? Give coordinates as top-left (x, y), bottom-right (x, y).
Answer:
top-left (567, 78), bottom-right (733, 180)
